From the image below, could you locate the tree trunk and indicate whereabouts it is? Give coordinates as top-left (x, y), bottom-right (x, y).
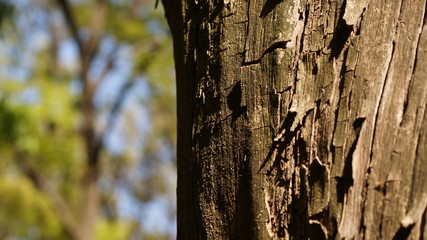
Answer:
top-left (162, 0), bottom-right (427, 239)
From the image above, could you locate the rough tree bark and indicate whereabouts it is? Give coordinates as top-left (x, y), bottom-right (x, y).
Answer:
top-left (162, 0), bottom-right (427, 239)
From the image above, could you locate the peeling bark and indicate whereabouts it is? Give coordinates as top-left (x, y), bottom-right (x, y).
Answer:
top-left (162, 0), bottom-right (427, 239)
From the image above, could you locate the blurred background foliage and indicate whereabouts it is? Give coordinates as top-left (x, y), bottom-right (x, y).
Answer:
top-left (0, 0), bottom-right (176, 239)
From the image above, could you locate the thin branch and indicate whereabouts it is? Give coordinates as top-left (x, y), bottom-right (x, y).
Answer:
top-left (55, 0), bottom-right (104, 163)
top-left (56, 0), bottom-right (107, 79)
top-left (16, 152), bottom-right (80, 239)
top-left (55, 0), bottom-right (83, 57)
top-left (86, 0), bottom-right (107, 62)
top-left (92, 44), bottom-right (118, 93)
top-left (99, 79), bottom-right (135, 145)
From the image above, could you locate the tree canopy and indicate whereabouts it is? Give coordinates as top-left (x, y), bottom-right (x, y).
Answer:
top-left (0, 0), bottom-right (176, 239)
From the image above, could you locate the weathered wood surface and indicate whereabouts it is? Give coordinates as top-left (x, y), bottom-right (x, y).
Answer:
top-left (162, 0), bottom-right (427, 239)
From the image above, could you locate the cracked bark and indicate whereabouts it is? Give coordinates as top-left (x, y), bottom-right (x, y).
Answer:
top-left (162, 0), bottom-right (427, 239)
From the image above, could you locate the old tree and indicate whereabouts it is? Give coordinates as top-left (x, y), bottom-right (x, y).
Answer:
top-left (162, 0), bottom-right (426, 239)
